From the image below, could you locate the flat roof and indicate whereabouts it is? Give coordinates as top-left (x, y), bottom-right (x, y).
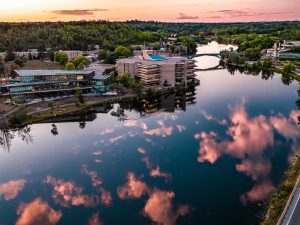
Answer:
top-left (93, 75), bottom-right (111, 80)
top-left (117, 56), bottom-right (192, 65)
top-left (15, 70), bottom-right (94, 77)
top-left (3, 80), bottom-right (82, 88)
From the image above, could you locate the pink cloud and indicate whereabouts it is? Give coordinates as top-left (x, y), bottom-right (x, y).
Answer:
top-left (137, 147), bottom-right (146, 155)
top-left (144, 127), bottom-right (173, 137)
top-left (150, 166), bottom-right (171, 179)
top-left (81, 165), bottom-right (103, 187)
top-left (16, 198), bottom-right (62, 225)
top-left (0, 179), bottom-right (26, 201)
top-left (117, 172), bottom-right (149, 200)
top-left (87, 212), bottom-right (102, 225)
top-left (144, 189), bottom-right (190, 225)
top-left (100, 188), bottom-right (112, 206)
top-left (44, 176), bottom-right (99, 208)
top-left (241, 180), bottom-right (276, 203)
top-left (196, 102), bottom-right (299, 203)
top-left (176, 125), bottom-right (186, 133)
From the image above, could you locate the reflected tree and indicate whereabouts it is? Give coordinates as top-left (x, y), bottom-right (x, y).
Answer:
top-left (0, 126), bottom-right (33, 151)
top-left (111, 106), bottom-right (128, 121)
top-left (51, 124), bottom-right (58, 136)
top-left (281, 74), bottom-right (294, 86)
top-left (79, 121), bottom-right (86, 129)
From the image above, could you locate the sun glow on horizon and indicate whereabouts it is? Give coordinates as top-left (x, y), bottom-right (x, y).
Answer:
top-left (0, 0), bottom-right (299, 22)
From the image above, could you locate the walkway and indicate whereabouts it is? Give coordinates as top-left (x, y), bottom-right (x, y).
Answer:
top-left (278, 174), bottom-right (300, 225)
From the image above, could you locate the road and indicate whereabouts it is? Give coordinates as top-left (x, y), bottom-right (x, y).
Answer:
top-left (280, 175), bottom-right (300, 225)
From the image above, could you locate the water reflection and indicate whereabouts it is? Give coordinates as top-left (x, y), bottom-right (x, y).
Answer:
top-left (195, 100), bottom-right (300, 203)
top-left (0, 126), bottom-right (32, 151)
top-left (0, 43), bottom-right (299, 225)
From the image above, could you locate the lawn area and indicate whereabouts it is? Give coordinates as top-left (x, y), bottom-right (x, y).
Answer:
top-left (22, 60), bottom-right (64, 70)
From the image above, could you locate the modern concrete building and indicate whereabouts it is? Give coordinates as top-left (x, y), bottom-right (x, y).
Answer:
top-left (117, 50), bottom-right (196, 88)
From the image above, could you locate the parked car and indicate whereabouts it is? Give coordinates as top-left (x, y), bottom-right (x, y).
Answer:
top-left (4, 99), bottom-right (12, 104)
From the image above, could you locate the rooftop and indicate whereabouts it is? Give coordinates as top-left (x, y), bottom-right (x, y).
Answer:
top-left (15, 70), bottom-right (94, 77)
top-left (117, 56), bottom-right (192, 65)
top-left (149, 54), bottom-right (168, 61)
top-left (93, 74), bottom-right (111, 80)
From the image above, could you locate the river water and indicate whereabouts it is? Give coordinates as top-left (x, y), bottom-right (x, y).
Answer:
top-left (0, 42), bottom-right (299, 225)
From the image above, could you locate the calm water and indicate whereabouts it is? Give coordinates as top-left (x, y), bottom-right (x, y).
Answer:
top-left (0, 43), bottom-right (300, 225)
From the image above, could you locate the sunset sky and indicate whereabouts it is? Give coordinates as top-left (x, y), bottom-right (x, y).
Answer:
top-left (0, 0), bottom-right (299, 22)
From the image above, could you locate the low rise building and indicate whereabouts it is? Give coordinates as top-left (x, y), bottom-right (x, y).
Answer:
top-left (117, 50), bottom-right (196, 88)
top-left (0, 70), bottom-right (95, 97)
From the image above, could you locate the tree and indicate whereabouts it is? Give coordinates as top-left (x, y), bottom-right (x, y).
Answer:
top-left (98, 50), bottom-right (107, 61)
top-left (0, 57), bottom-right (5, 74)
top-left (244, 48), bottom-right (261, 61)
top-left (117, 72), bottom-right (134, 88)
top-left (54, 52), bottom-right (68, 66)
top-left (75, 87), bottom-right (84, 104)
top-left (14, 57), bottom-right (25, 68)
top-left (72, 56), bottom-right (90, 70)
top-left (48, 100), bottom-right (55, 113)
top-left (65, 62), bottom-right (75, 70)
top-left (282, 61), bottom-right (294, 75)
top-left (152, 43), bottom-right (160, 50)
top-left (262, 57), bottom-right (272, 69)
top-left (114, 46), bottom-right (132, 58)
top-left (132, 82), bottom-right (144, 95)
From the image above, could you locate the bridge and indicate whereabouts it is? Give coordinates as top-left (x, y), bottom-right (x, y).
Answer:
top-left (185, 53), bottom-right (227, 59)
top-left (195, 65), bottom-right (226, 71)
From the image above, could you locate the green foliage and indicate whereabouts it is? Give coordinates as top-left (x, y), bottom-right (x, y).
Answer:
top-left (54, 52), bottom-right (68, 66)
top-left (0, 57), bottom-right (4, 74)
top-left (227, 53), bottom-right (245, 65)
top-left (244, 48), bottom-right (261, 61)
top-left (65, 62), bottom-right (75, 70)
top-left (75, 87), bottom-right (84, 104)
top-left (152, 43), bottom-right (160, 50)
top-left (114, 46), bottom-right (132, 58)
top-left (262, 57), bottom-right (273, 69)
top-left (72, 56), bottom-right (90, 70)
top-left (117, 72), bottom-right (134, 88)
top-left (291, 46), bottom-right (300, 54)
top-left (282, 61), bottom-right (295, 75)
top-left (14, 57), bottom-right (25, 68)
top-left (47, 100), bottom-right (55, 112)
top-left (132, 82), bottom-right (144, 95)
top-left (178, 36), bottom-right (197, 54)
top-left (0, 21), bottom-right (160, 52)
top-left (98, 50), bottom-right (118, 64)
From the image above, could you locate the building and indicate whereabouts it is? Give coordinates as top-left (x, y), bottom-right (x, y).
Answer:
top-left (0, 70), bottom-right (95, 97)
top-left (56, 50), bottom-right (83, 61)
top-left (279, 53), bottom-right (300, 61)
top-left (92, 75), bottom-right (112, 93)
top-left (117, 50), bottom-right (196, 88)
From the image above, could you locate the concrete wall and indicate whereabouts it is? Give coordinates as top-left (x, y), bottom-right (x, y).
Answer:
top-left (117, 62), bottom-right (137, 77)
top-left (160, 64), bottom-right (176, 87)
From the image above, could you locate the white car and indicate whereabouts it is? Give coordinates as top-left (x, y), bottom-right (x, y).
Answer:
top-left (4, 99), bottom-right (12, 104)
top-left (102, 91), bottom-right (118, 96)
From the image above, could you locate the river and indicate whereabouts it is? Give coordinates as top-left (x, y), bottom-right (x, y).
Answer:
top-left (0, 42), bottom-right (299, 225)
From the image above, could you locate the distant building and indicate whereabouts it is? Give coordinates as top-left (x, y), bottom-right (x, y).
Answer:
top-left (0, 70), bottom-right (95, 97)
top-left (56, 50), bottom-right (83, 61)
top-left (117, 50), bottom-right (196, 88)
top-left (279, 53), bottom-right (300, 61)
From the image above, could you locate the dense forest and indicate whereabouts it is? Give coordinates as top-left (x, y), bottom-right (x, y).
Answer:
top-left (1, 20), bottom-right (300, 53)
top-left (0, 21), bottom-right (160, 52)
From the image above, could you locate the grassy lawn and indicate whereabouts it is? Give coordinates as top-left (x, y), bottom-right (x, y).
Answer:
top-left (22, 60), bottom-right (63, 70)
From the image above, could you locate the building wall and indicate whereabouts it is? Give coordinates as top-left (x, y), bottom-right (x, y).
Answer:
top-left (160, 64), bottom-right (176, 87)
top-left (117, 62), bottom-right (137, 77)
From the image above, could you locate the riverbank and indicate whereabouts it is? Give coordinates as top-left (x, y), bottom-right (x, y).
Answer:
top-left (3, 84), bottom-right (197, 127)
top-left (260, 154), bottom-right (300, 225)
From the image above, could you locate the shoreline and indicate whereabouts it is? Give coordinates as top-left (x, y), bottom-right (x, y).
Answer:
top-left (2, 84), bottom-right (196, 127)
top-left (260, 154), bottom-right (300, 225)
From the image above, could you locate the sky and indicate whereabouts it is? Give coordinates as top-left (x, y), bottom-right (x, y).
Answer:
top-left (0, 0), bottom-right (299, 22)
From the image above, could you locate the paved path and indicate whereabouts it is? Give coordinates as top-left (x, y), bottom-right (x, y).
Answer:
top-left (279, 174), bottom-right (300, 225)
